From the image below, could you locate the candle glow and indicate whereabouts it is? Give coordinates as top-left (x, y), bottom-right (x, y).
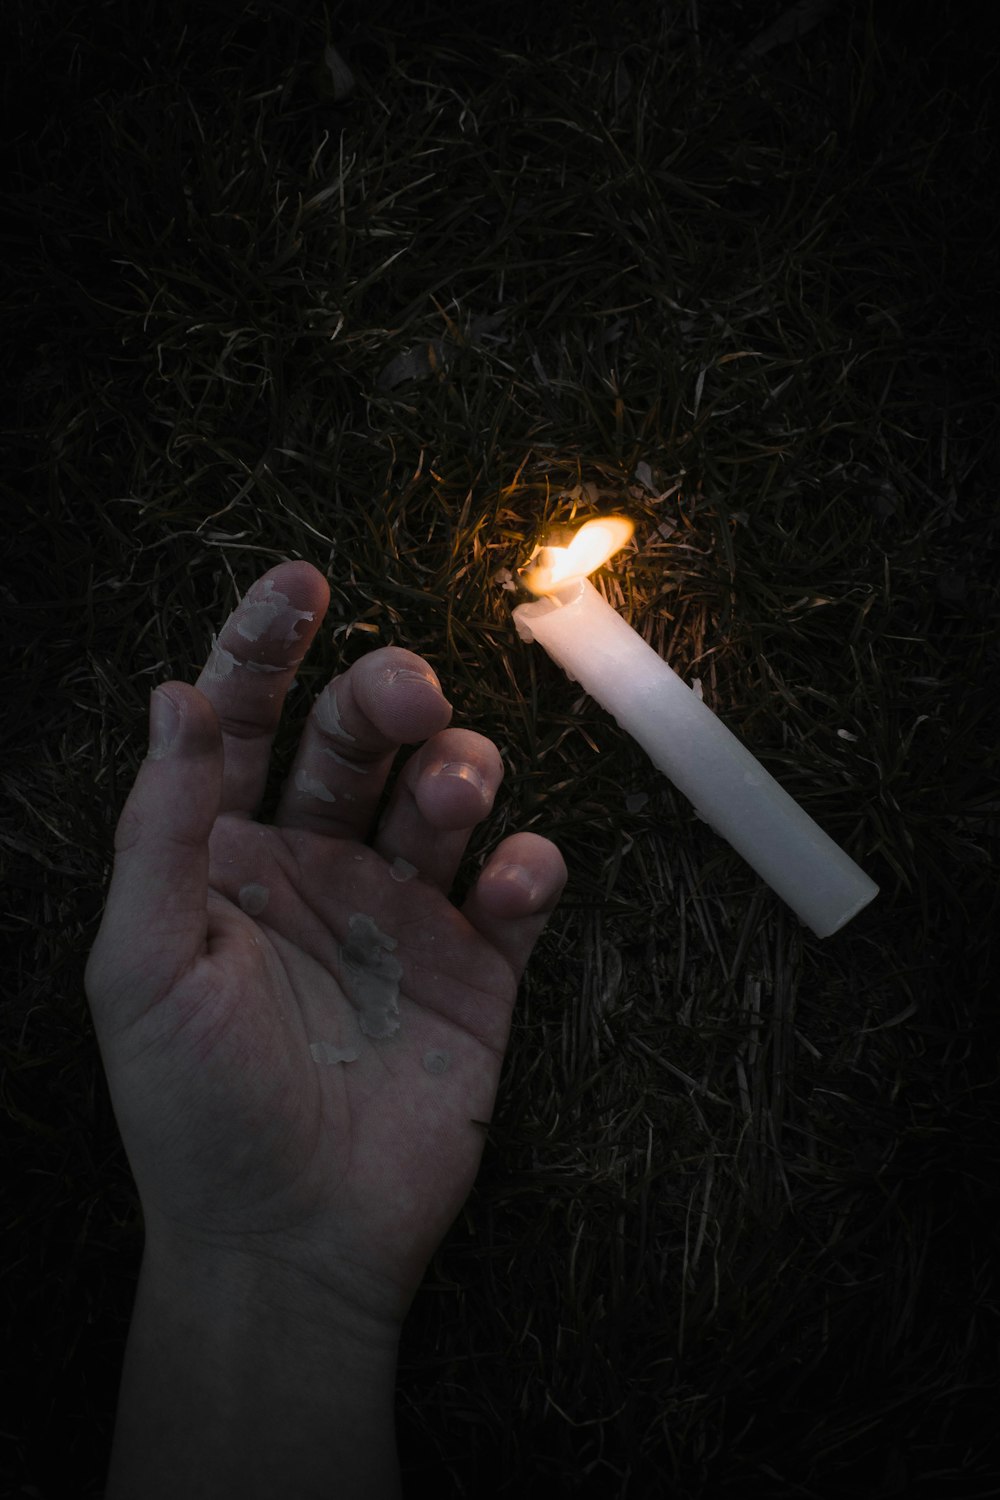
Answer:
top-left (520, 516), bottom-right (635, 595)
top-left (513, 515), bottom-right (878, 937)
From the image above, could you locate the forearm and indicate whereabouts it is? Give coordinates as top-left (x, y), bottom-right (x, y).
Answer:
top-left (106, 1236), bottom-right (402, 1500)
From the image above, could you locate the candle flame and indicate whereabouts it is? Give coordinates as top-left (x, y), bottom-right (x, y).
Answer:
top-left (521, 516), bottom-right (634, 596)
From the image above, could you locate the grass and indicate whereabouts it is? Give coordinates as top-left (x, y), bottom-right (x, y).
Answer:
top-left (3, 0), bottom-right (999, 1494)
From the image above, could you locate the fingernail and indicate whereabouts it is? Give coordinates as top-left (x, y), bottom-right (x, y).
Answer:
top-left (436, 761), bottom-right (487, 795)
top-left (389, 667), bottom-right (446, 697)
top-left (493, 863), bottom-right (537, 900)
top-left (149, 688), bottom-right (180, 759)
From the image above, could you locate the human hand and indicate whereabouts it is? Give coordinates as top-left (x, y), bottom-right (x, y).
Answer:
top-left (85, 561), bottom-right (566, 1336)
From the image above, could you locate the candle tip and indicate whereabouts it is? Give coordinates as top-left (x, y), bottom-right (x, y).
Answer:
top-left (520, 515), bottom-right (634, 596)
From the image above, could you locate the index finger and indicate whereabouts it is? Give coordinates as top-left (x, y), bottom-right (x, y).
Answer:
top-left (193, 561), bottom-right (330, 817)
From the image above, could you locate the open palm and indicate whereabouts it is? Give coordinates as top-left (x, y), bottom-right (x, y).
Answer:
top-left (85, 562), bottom-right (565, 1330)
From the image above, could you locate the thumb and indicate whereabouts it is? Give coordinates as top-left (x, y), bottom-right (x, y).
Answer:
top-left (86, 683), bottom-right (223, 1029)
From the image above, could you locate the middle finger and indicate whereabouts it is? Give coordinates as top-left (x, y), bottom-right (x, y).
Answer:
top-left (274, 645), bottom-right (454, 840)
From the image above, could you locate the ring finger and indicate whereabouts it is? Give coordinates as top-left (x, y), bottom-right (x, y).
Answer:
top-left (372, 727), bottom-right (504, 891)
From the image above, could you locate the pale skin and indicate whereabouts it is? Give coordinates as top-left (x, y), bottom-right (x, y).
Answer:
top-left (84, 560), bottom-right (567, 1499)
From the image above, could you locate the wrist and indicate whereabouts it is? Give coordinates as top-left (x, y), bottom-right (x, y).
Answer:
top-left (107, 1230), bottom-right (402, 1500)
top-left (141, 1224), bottom-right (403, 1356)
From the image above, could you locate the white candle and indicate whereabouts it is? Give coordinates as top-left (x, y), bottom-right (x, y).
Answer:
top-left (513, 522), bottom-right (878, 938)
